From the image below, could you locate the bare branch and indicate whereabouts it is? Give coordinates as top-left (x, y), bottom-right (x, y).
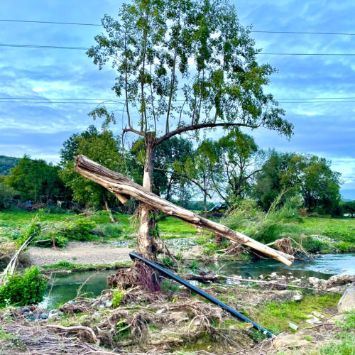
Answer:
top-left (156, 122), bottom-right (257, 146)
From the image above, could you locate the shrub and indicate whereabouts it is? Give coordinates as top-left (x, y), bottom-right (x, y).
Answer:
top-left (0, 267), bottom-right (47, 307)
top-left (59, 219), bottom-right (96, 241)
top-left (0, 183), bottom-right (16, 210)
top-left (112, 289), bottom-right (125, 308)
top-left (33, 234), bottom-right (68, 248)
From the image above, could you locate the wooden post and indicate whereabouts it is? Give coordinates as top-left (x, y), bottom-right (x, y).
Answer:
top-left (75, 155), bottom-right (294, 266)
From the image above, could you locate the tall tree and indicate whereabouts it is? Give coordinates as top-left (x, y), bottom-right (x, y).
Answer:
top-left (5, 156), bottom-right (65, 203)
top-left (254, 151), bottom-right (341, 214)
top-left (88, 0), bottom-right (292, 258)
top-left (200, 129), bottom-right (261, 205)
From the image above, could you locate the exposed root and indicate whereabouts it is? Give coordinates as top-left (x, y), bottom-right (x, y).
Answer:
top-left (46, 324), bottom-right (98, 344)
top-left (108, 261), bottom-right (160, 292)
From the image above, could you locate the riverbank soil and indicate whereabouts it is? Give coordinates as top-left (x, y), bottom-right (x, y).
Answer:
top-left (0, 273), bottom-right (354, 354)
top-left (27, 242), bottom-right (133, 266)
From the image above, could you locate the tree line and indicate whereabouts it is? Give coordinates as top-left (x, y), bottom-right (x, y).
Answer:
top-left (0, 125), bottom-right (349, 216)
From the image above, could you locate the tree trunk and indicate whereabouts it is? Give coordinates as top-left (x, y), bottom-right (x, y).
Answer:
top-left (137, 136), bottom-right (157, 259)
top-left (75, 155), bottom-right (294, 266)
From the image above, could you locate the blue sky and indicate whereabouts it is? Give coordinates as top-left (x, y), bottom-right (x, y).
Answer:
top-left (0, 0), bottom-right (354, 199)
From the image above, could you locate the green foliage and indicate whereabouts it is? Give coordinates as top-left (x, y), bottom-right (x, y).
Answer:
top-left (320, 333), bottom-right (355, 355)
top-left (253, 293), bottom-right (340, 334)
top-left (320, 311), bottom-right (355, 355)
top-left (15, 216), bottom-right (41, 247)
top-left (0, 155), bottom-right (19, 175)
top-left (31, 218), bottom-right (96, 247)
top-left (0, 267), bottom-right (47, 307)
top-left (161, 279), bottom-right (180, 293)
top-left (188, 260), bottom-right (200, 273)
top-left (88, 0), bottom-right (291, 138)
top-left (54, 219), bottom-right (96, 242)
top-left (112, 289), bottom-right (125, 308)
top-left (5, 156), bottom-right (66, 203)
top-left (114, 319), bottom-right (130, 341)
top-left (60, 126), bottom-right (124, 209)
top-left (254, 151), bottom-right (341, 215)
top-left (160, 256), bottom-right (175, 268)
top-left (0, 183), bottom-right (16, 210)
top-left (130, 137), bottom-right (193, 201)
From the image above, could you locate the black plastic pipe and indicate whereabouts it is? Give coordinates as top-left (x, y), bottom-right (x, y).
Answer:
top-left (129, 251), bottom-right (274, 338)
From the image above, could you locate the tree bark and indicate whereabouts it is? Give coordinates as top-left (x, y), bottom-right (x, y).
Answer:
top-left (75, 155), bottom-right (294, 266)
top-left (137, 135), bottom-right (157, 259)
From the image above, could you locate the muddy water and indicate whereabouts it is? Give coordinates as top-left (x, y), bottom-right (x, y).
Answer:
top-left (41, 253), bottom-right (355, 309)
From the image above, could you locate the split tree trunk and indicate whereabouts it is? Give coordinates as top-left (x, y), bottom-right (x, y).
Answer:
top-left (137, 138), bottom-right (157, 259)
top-left (75, 155), bottom-right (294, 266)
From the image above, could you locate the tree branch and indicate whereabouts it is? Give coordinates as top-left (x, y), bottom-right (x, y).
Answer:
top-left (155, 122), bottom-right (257, 146)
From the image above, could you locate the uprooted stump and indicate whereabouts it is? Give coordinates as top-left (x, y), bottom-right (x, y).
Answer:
top-left (75, 155), bottom-right (294, 266)
top-left (108, 262), bottom-right (160, 291)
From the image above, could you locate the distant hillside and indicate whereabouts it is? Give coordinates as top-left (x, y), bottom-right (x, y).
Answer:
top-left (0, 155), bottom-right (19, 175)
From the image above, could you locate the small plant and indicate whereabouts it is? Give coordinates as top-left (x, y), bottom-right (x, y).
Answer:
top-left (0, 267), bottom-right (47, 307)
top-left (160, 279), bottom-right (180, 293)
top-left (188, 260), bottom-right (200, 273)
top-left (160, 256), bottom-right (174, 268)
top-left (112, 289), bottom-right (125, 308)
top-left (114, 319), bottom-right (130, 340)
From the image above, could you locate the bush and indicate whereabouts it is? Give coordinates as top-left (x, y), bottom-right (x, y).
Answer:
top-left (33, 234), bottom-right (68, 248)
top-left (59, 219), bottom-right (96, 241)
top-left (0, 183), bottom-right (16, 210)
top-left (112, 289), bottom-right (125, 308)
top-left (0, 267), bottom-right (47, 307)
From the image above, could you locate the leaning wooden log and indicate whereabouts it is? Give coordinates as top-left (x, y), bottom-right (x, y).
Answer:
top-left (75, 155), bottom-right (294, 266)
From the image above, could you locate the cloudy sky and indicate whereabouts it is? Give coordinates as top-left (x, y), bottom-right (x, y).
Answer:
top-left (0, 0), bottom-right (354, 199)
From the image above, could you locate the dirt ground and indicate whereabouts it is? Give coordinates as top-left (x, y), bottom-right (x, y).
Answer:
top-left (27, 242), bottom-right (133, 266)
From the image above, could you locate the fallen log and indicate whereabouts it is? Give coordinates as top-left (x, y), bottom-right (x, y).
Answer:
top-left (75, 155), bottom-right (294, 266)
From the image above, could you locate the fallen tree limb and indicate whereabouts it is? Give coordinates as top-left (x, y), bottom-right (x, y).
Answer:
top-left (0, 219), bottom-right (40, 285)
top-left (75, 155), bottom-right (294, 266)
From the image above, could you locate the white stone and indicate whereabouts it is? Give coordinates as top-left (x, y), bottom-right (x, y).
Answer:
top-left (338, 285), bottom-right (355, 313)
top-left (288, 322), bottom-right (298, 331)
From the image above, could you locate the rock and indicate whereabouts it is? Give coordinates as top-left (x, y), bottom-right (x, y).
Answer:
top-left (292, 291), bottom-right (303, 301)
top-left (308, 277), bottom-right (327, 289)
top-left (259, 274), bottom-right (264, 280)
top-left (105, 300), bottom-right (112, 308)
top-left (288, 322), bottom-right (298, 331)
top-left (306, 317), bottom-right (321, 325)
top-left (40, 313), bottom-right (48, 320)
top-left (270, 272), bottom-right (278, 279)
top-left (327, 275), bottom-right (355, 288)
top-left (337, 284), bottom-right (355, 313)
top-left (311, 311), bottom-right (324, 319)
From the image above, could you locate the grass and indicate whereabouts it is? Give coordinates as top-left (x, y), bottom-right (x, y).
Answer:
top-left (41, 260), bottom-right (132, 272)
top-left (0, 210), bottom-right (197, 242)
top-left (0, 209), bottom-right (354, 255)
top-left (320, 311), bottom-right (355, 355)
top-left (252, 293), bottom-right (341, 334)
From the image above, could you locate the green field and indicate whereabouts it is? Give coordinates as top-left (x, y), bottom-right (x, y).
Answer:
top-left (0, 210), bottom-right (196, 242)
top-left (0, 210), bottom-right (354, 253)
